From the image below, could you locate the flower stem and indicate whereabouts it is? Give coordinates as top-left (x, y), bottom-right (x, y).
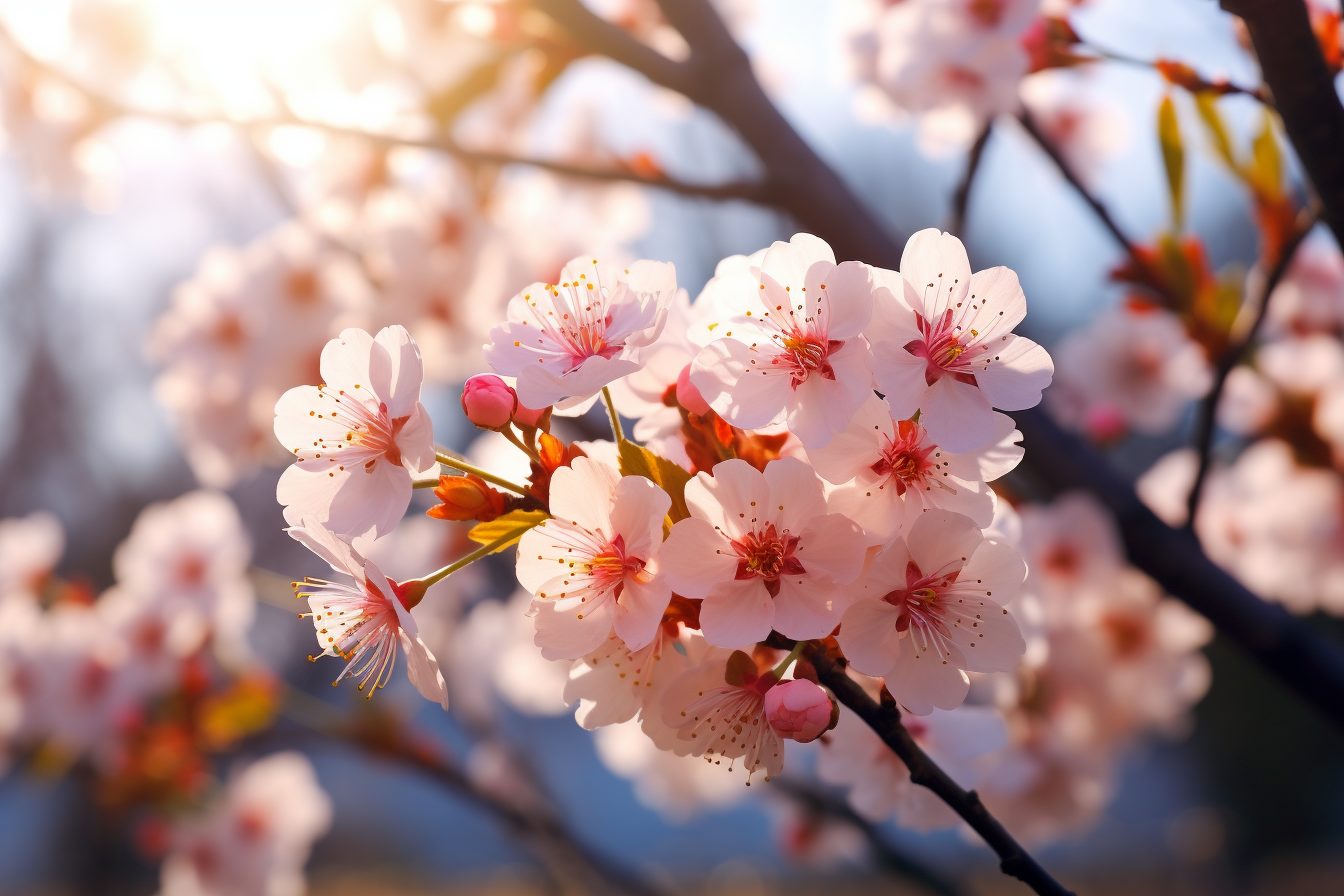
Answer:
top-left (499, 425), bottom-right (543, 463)
top-left (435, 451), bottom-right (530, 495)
top-left (772, 640), bottom-right (807, 678)
top-left (601, 386), bottom-right (626, 444)
top-left (413, 478), bottom-right (440, 489)
top-left (421, 528), bottom-right (532, 588)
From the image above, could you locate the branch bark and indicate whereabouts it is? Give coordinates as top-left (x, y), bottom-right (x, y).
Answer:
top-left (799, 643), bottom-right (1076, 896)
top-left (1222, 0), bottom-right (1344, 251)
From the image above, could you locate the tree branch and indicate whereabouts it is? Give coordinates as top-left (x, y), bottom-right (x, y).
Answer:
top-left (1185, 205), bottom-right (1320, 524)
top-left (1222, 0), bottom-right (1344, 251)
top-left (948, 120), bottom-right (995, 237)
top-left (0, 22), bottom-right (772, 206)
top-left (774, 778), bottom-right (968, 896)
top-left (797, 643), bottom-right (1075, 896)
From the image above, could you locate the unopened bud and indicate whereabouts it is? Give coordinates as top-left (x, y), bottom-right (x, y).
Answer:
top-left (461, 375), bottom-right (517, 429)
top-left (427, 474), bottom-right (508, 522)
top-left (764, 678), bottom-right (838, 743)
top-left (512, 400), bottom-right (551, 430)
top-left (676, 365), bottom-right (711, 416)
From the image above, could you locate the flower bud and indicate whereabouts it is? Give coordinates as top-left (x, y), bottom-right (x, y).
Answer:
top-left (675, 364), bottom-right (711, 416)
top-left (461, 375), bottom-right (517, 429)
top-left (427, 474), bottom-right (508, 522)
top-left (764, 678), bottom-right (838, 744)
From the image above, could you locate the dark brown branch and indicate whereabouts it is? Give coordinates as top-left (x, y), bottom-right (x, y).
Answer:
top-left (1223, 0), bottom-right (1344, 251)
top-left (1185, 206), bottom-right (1320, 523)
top-left (796, 643), bottom-right (1075, 896)
top-left (774, 778), bottom-right (968, 896)
top-left (948, 120), bottom-right (995, 237)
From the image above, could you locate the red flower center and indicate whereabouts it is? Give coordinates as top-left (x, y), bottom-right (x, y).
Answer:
top-left (732, 524), bottom-right (805, 596)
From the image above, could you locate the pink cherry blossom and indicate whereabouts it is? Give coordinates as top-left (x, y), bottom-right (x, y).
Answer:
top-left (517, 457), bottom-right (673, 660)
top-left (838, 509), bottom-right (1027, 713)
top-left (484, 256), bottom-right (675, 413)
top-left (660, 458), bottom-right (866, 646)
top-left (810, 394), bottom-right (1023, 542)
top-left (867, 229), bottom-right (1053, 452)
top-left (0, 512), bottom-right (63, 601)
top-left (763, 678), bottom-right (836, 743)
top-left (1018, 492), bottom-right (1127, 605)
top-left (288, 520), bottom-right (449, 708)
top-left (274, 325), bottom-right (437, 542)
top-left (1050, 304), bottom-right (1211, 436)
top-left (658, 647), bottom-right (786, 782)
top-left (690, 233), bottom-right (876, 448)
top-left (565, 623), bottom-right (693, 731)
top-left (159, 752), bottom-right (332, 896)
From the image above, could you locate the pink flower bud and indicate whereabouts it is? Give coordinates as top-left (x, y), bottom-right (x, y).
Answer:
top-left (675, 364), bottom-right (710, 416)
top-left (512, 400), bottom-right (550, 429)
top-left (764, 678), bottom-right (837, 744)
top-left (461, 375), bottom-right (517, 429)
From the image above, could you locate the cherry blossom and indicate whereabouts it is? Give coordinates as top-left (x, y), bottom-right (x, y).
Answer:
top-left (565, 619), bottom-right (694, 731)
top-left (0, 512), bottom-right (64, 601)
top-left (484, 256), bottom-right (675, 413)
top-left (809, 394), bottom-right (1023, 542)
top-left (274, 325), bottom-right (438, 542)
top-left (518, 457), bottom-right (673, 660)
top-left (1017, 491), bottom-right (1127, 605)
top-left (660, 458), bottom-right (866, 646)
top-left (819, 701), bottom-right (1008, 827)
top-left (1050, 304), bottom-right (1211, 436)
top-left (112, 490), bottom-right (254, 660)
top-left (838, 509), bottom-right (1027, 713)
top-left (690, 233), bottom-right (875, 448)
top-left (158, 752), bottom-right (332, 896)
top-left (289, 520), bottom-right (449, 708)
top-left (658, 647), bottom-right (786, 782)
top-left (867, 229), bottom-right (1054, 451)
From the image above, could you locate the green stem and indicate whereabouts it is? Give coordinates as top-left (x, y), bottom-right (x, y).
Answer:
top-left (601, 386), bottom-right (626, 444)
top-left (499, 425), bottom-right (543, 463)
top-left (435, 451), bottom-right (530, 495)
top-left (413, 478), bottom-right (440, 489)
top-left (772, 641), bottom-right (807, 678)
top-left (421, 528), bottom-right (533, 587)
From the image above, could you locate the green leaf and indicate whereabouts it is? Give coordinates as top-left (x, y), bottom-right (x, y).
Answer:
top-left (1158, 94), bottom-right (1186, 231)
top-left (467, 509), bottom-right (549, 554)
top-left (1193, 92), bottom-right (1238, 171)
top-left (1247, 109), bottom-right (1284, 201)
top-left (618, 440), bottom-right (693, 523)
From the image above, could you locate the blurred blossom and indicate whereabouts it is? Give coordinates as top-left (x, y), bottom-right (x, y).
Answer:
top-left (1050, 303), bottom-right (1212, 438)
top-left (0, 511), bottom-right (64, 600)
top-left (158, 752), bottom-right (332, 896)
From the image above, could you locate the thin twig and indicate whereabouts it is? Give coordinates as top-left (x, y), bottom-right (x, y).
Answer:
top-left (774, 778), bottom-right (967, 896)
top-left (797, 643), bottom-right (1075, 896)
top-left (948, 120), bottom-right (995, 237)
top-left (1183, 205), bottom-right (1320, 525)
top-left (0, 22), bottom-right (772, 207)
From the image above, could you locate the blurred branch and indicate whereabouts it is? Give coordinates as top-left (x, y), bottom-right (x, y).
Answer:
top-left (1078, 42), bottom-right (1274, 106)
top-left (0, 22), bottom-right (773, 207)
top-left (273, 691), bottom-right (669, 896)
top-left (1184, 204), bottom-right (1320, 524)
top-left (948, 120), bottom-right (994, 237)
top-left (774, 778), bottom-right (968, 896)
top-left (1015, 108), bottom-right (1184, 307)
top-left (1223, 0), bottom-right (1344, 252)
top-left (792, 641), bottom-right (1075, 896)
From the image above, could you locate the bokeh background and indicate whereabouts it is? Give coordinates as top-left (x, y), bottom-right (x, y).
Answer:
top-left (1, 0), bottom-right (1342, 893)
